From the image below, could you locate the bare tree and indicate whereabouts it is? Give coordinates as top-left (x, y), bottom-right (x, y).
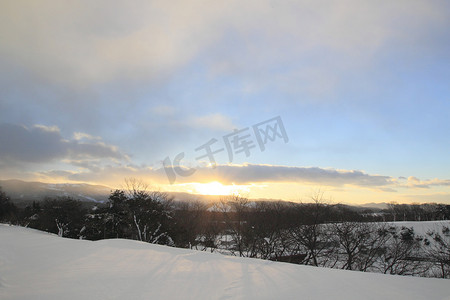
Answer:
top-left (172, 200), bottom-right (207, 248)
top-left (250, 201), bottom-right (292, 259)
top-left (123, 177), bottom-right (150, 198)
top-left (424, 225), bottom-right (450, 278)
top-left (332, 222), bottom-right (372, 270)
top-left (220, 193), bottom-right (251, 257)
top-left (290, 223), bottom-right (332, 266)
top-left (379, 226), bottom-right (426, 276)
top-left (289, 190), bottom-right (333, 266)
top-left (354, 223), bottom-right (391, 272)
top-left (121, 178), bottom-right (174, 244)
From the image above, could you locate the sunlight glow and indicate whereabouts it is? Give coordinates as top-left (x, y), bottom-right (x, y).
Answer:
top-left (192, 181), bottom-right (249, 196)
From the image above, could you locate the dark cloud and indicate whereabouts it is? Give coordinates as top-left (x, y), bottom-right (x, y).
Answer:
top-left (68, 141), bottom-right (124, 160)
top-left (185, 164), bottom-right (394, 187)
top-left (63, 165), bottom-right (168, 186)
top-left (0, 123), bottom-right (127, 165)
top-left (0, 124), bottom-right (65, 163)
top-left (46, 163), bottom-right (395, 189)
top-left (66, 160), bottom-right (102, 172)
top-left (32, 163), bottom-right (450, 196)
top-left (39, 170), bottom-right (75, 178)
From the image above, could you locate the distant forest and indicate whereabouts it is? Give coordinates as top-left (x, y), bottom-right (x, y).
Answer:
top-left (1, 183), bottom-right (449, 279)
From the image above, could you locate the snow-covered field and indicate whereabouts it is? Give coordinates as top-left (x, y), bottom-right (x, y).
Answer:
top-left (388, 221), bottom-right (449, 236)
top-left (1, 224), bottom-right (449, 300)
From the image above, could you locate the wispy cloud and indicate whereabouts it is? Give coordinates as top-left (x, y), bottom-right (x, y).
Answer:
top-left (188, 114), bottom-right (236, 132)
top-left (1, 0), bottom-right (446, 89)
top-left (399, 176), bottom-right (450, 189)
top-left (73, 132), bottom-right (102, 141)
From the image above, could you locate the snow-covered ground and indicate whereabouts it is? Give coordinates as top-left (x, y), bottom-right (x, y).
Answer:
top-left (1, 224), bottom-right (449, 300)
top-left (388, 221), bottom-right (449, 237)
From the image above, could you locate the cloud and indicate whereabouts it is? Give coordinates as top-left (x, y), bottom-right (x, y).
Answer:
top-left (179, 164), bottom-right (395, 187)
top-left (63, 164), bottom-right (168, 187)
top-left (0, 0), bottom-right (218, 87)
top-left (69, 141), bottom-right (125, 161)
top-left (151, 112), bottom-right (236, 132)
top-left (41, 163), bottom-right (394, 189)
top-left (39, 170), bottom-right (77, 179)
top-left (188, 114), bottom-right (236, 132)
top-left (0, 123), bottom-right (127, 165)
top-left (1, 0), bottom-right (447, 89)
top-left (151, 106), bottom-right (177, 117)
top-left (399, 176), bottom-right (450, 189)
top-left (73, 132), bottom-right (101, 141)
top-left (1, 0), bottom-right (448, 162)
top-left (0, 123), bottom-right (67, 163)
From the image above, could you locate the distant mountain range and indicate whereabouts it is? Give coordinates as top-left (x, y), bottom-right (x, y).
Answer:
top-left (0, 179), bottom-right (389, 210)
top-left (0, 179), bottom-right (112, 204)
top-left (356, 202), bottom-right (389, 210)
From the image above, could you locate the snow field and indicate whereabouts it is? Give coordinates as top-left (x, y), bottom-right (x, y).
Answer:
top-left (1, 224), bottom-right (449, 300)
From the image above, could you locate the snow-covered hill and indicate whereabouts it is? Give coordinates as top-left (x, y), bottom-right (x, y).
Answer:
top-left (0, 225), bottom-right (449, 300)
top-left (388, 221), bottom-right (450, 237)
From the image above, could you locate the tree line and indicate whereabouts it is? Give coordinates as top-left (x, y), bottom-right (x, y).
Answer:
top-left (1, 186), bottom-right (449, 278)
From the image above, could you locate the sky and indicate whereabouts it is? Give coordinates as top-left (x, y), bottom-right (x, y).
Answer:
top-left (0, 0), bottom-right (449, 204)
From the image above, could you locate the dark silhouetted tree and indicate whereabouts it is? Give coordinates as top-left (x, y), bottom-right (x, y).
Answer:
top-left (0, 186), bottom-right (17, 223)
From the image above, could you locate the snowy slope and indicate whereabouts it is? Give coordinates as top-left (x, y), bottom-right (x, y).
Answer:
top-left (1, 225), bottom-right (449, 300)
top-left (388, 221), bottom-right (450, 237)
